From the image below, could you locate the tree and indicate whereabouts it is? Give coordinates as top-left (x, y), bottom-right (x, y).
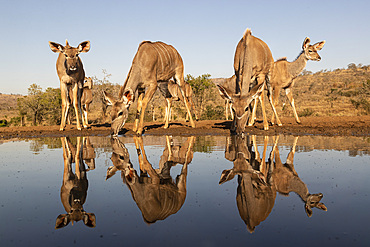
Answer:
top-left (17, 84), bottom-right (44, 125)
top-left (17, 84), bottom-right (62, 126)
top-left (185, 74), bottom-right (212, 118)
top-left (347, 63), bottom-right (357, 70)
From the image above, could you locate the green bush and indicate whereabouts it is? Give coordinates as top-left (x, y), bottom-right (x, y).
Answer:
top-left (0, 119), bottom-right (8, 127)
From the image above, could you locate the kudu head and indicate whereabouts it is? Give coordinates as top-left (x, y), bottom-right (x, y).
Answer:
top-left (84, 77), bottom-right (93, 89)
top-left (304, 193), bottom-right (327, 217)
top-left (302, 38), bottom-right (325, 61)
top-left (106, 137), bottom-right (135, 181)
top-left (49, 40), bottom-right (90, 75)
top-left (103, 90), bottom-right (133, 136)
top-left (217, 83), bottom-right (264, 135)
top-left (55, 201), bottom-right (96, 229)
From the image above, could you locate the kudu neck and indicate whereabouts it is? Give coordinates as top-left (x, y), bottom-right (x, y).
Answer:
top-left (287, 51), bottom-right (308, 79)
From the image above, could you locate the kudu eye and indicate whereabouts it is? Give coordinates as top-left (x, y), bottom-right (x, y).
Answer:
top-left (118, 111), bottom-right (123, 117)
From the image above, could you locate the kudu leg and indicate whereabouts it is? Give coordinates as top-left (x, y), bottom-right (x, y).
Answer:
top-left (175, 76), bottom-right (195, 128)
top-left (268, 87), bottom-right (282, 126)
top-left (137, 84), bottom-right (157, 135)
top-left (164, 98), bottom-right (172, 129)
top-left (258, 83), bottom-right (269, 130)
top-left (248, 99), bottom-right (258, 126)
top-left (133, 92), bottom-right (145, 133)
top-left (285, 88), bottom-right (301, 124)
top-left (60, 83), bottom-right (70, 131)
top-left (72, 84), bottom-right (82, 130)
top-left (185, 97), bottom-right (198, 122)
top-left (225, 100), bottom-right (229, 120)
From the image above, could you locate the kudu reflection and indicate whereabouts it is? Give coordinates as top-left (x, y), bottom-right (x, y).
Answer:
top-left (106, 135), bottom-right (195, 224)
top-left (219, 135), bottom-right (327, 233)
top-left (55, 137), bottom-right (96, 229)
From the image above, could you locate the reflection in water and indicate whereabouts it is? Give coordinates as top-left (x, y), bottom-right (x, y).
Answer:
top-left (219, 135), bottom-right (327, 233)
top-left (55, 137), bottom-right (96, 229)
top-left (106, 135), bottom-right (195, 224)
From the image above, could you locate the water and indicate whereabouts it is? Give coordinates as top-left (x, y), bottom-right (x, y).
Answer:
top-left (0, 135), bottom-right (369, 247)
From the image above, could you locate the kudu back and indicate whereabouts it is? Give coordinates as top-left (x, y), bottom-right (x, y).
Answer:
top-left (217, 29), bottom-right (274, 134)
top-left (49, 40), bottom-right (90, 131)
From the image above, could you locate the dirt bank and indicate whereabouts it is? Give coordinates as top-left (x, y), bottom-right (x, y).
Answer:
top-left (0, 116), bottom-right (369, 139)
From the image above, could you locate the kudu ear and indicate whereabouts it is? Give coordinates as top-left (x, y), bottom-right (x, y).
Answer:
top-left (316, 202), bottom-right (328, 211)
top-left (103, 91), bottom-right (115, 106)
top-left (122, 90), bottom-right (134, 108)
top-left (78, 41), bottom-right (90, 53)
top-left (216, 84), bottom-right (233, 102)
top-left (249, 82), bottom-right (264, 100)
top-left (49, 41), bottom-right (64, 53)
top-left (83, 213), bottom-right (96, 228)
top-left (302, 37), bottom-right (311, 50)
top-left (219, 169), bottom-right (235, 184)
top-left (55, 214), bottom-right (71, 229)
top-left (313, 40), bottom-right (326, 51)
top-left (305, 205), bottom-right (313, 217)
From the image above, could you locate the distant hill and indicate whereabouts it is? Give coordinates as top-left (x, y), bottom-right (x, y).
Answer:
top-left (0, 93), bottom-right (23, 120)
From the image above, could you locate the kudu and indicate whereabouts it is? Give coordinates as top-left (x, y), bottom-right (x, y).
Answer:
top-left (55, 137), bottom-right (96, 229)
top-left (219, 135), bottom-right (274, 233)
top-left (217, 29), bottom-right (274, 134)
top-left (249, 38), bottom-right (325, 126)
top-left (81, 77), bottom-right (94, 127)
top-left (158, 79), bottom-right (199, 128)
top-left (49, 40), bottom-right (90, 131)
top-left (269, 136), bottom-right (327, 217)
top-left (212, 76), bottom-right (236, 120)
top-left (103, 41), bottom-right (195, 136)
top-left (219, 135), bottom-right (327, 232)
top-left (106, 136), bottom-right (194, 224)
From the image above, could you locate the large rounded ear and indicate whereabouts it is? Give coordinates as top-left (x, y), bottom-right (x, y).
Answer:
top-left (313, 40), bottom-right (326, 51)
top-left (83, 213), bottom-right (96, 228)
top-left (49, 41), bottom-right (64, 53)
top-left (249, 82), bottom-right (264, 100)
top-left (103, 91), bottom-right (116, 106)
top-left (216, 84), bottom-right (233, 102)
top-left (55, 214), bottom-right (70, 229)
top-left (302, 37), bottom-right (311, 50)
top-left (78, 41), bottom-right (90, 53)
top-left (122, 89), bottom-right (134, 107)
top-left (305, 205), bottom-right (313, 217)
top-left (219, 169), bottom-right (235, 184)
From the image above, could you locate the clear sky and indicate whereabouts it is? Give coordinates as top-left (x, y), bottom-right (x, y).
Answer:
top-left (1, 0), bottom-right (369, 95)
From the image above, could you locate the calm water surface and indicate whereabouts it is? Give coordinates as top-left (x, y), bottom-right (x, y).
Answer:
top-left (0, 134), bottom-right (369, 247)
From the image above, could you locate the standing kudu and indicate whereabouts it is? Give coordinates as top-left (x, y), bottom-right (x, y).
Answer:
top-left (55, 137), bottom-right (96, 229)
top-left (158, 79), bottom-right (199, 128)
top-left (49, 40), bottom-right (90, 131)
top-left (249, 38), bottom-right (325, 127)
top-left (217, 29), bottom-right (274, 134)
top-left (81, 77), bottom-right (93, 127)
top-left (103, 41), bottom-right (195, 136)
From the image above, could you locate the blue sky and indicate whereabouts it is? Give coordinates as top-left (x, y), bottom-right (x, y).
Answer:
top-left (1, 0), bottom-right (369, 95)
